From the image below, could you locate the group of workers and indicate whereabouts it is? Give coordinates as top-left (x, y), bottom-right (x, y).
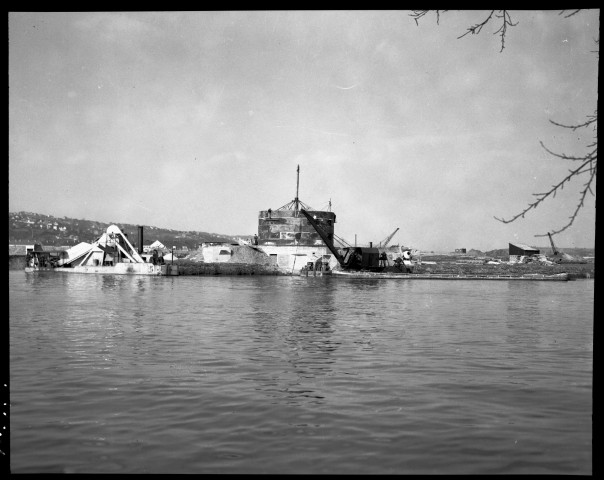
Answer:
top-left (26, 253), bottom-right (53, 268)
top-left (305, 260), bottom-right (330, 271)
top-left (150, 249), bottom-right (165, 265)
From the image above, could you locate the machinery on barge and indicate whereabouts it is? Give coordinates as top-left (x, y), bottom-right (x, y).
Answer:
top-left (299, 208), bottom-right (412, 274)
top-left (25, 225), bottom-right (178, 276)
top-left (300, 209), bottom-right (569, 281)
top-left (255, 165), bottom-right (340, 274)
top-left (547, 232), bottom-right (587, 264)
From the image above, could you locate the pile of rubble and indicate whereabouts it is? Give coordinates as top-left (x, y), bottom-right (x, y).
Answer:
top-left (181, 245), bottom-right (271, 265)
top-left (229, 245), bottom-right (272, 265)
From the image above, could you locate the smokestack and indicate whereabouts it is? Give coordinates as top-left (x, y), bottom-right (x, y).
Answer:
top-left (138, 226), bottom-right (144, 254)
top-left (369, 242), bottom-right (373, 248)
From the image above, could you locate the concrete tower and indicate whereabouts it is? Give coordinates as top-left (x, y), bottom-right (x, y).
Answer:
top-left (256, 165), bottom-right (339, 272)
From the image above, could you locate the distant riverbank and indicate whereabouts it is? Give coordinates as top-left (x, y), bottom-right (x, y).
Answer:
top-left (173, 259), bottom-right (594, 279)
top-left (413, 259), bottom-right (594, 280)
top-left (9, 255), bottom-right (594, 279)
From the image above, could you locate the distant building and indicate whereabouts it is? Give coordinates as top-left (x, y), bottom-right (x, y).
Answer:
top-left (148, 240), bottom-right (167, 251)
top-left (509, 242), bottom-right (540, 262)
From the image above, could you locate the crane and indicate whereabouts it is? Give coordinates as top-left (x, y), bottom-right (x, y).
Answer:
top-left (546, 232), bottom-right (586, 263)
top-left (547, 232), bottom-right (560, 255)
top-left (300, 209), bottom-right (386, 271)
top-left (299, 209), bottom-right (346, 265)
top-left (378, 227), bottom-right (399, 248)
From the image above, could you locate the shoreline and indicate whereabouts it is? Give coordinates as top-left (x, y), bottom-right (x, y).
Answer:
top-left (166, 259), bottom-right (595, 279)
top-left (9, 257), bottom-right (595, 279)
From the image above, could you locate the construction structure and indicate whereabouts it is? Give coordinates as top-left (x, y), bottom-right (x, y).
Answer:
top-left (27, 225), bottom-right (179, 275)
top-left (378, 228), bottom-right (399, 248)
top-left (256, 165), bottom-right (339, 273)
top-left (300, 208), bottom-right (414, 273)
top-left (508, 242), bottom-right (541, 263)
top-left (546, 232), bottom-right (587, 264)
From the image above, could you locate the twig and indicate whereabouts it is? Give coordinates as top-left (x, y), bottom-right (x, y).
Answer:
top-left (560, 9), bottom-right (582, 18)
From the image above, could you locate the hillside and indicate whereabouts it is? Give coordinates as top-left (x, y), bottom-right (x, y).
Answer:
top-left (8, 211), bottom-right (240, 250)
top-left (8, 211), bottom-right (595, 257)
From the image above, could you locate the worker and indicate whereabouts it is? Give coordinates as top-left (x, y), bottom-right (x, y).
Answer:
top-left (394, 257), bottom-right (404, 272)
top-left (355, 252), bottom-right (362, 267)
top-left (253, 234), bottom-right (258, 245)
top-left (152, 249), bottom-right (158, 265)
top-left (379, 252), bottom-right (388, 267)
top-left (267, 208), bottom-right (272, 219)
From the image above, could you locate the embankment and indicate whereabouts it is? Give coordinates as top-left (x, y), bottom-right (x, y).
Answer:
top-left (413, 261), bottom-right (594, 279)
top-left (174, 260), bottom-right (282, 275)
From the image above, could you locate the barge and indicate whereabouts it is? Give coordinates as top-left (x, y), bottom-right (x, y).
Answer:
top-left (331, 270), bottom-right (570, 281)
top-left (25, 224), bottom-right (178, 276)
top-left (300, 209), bottom-right (570, 282)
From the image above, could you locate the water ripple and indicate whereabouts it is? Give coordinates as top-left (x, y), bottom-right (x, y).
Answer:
top-left (9, 273), bottom-right (592, 474)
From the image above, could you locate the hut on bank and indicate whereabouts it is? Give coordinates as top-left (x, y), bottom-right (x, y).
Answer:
top-left (509, 242), bottom-right (540, 263)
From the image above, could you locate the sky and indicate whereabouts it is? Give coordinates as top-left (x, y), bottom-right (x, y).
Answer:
top-left (8, 10), bottom-right (599, 251)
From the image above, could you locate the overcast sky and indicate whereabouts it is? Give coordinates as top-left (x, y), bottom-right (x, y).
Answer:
top-left (9, 10), bottom-right (598, 251)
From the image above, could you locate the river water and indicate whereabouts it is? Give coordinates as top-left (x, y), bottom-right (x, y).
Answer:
top-left (8, 271), bottom-right (593, 474)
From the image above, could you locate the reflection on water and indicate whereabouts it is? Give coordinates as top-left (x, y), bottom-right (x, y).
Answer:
top-left (9, 272), bottom-right (593, 474)
top-left (246, 278), bottom-right (338, 405)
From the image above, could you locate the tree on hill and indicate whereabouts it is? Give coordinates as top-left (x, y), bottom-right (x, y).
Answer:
top-left (8, 211), bottom-right (238, 249)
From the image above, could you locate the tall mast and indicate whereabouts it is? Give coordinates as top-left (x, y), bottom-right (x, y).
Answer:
top-left (294, 164), bottom-right (300, 216)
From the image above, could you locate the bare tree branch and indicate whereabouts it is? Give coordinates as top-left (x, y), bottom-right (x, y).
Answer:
top-left (493, 159), bottom-right (595, 234)
top-left (491, 10), bottom-right (519, 51)
top-left (536, 162), bottom-right (596, 236)
top-left (549, 110), bottom-right (597, 131)
top-left (494, 110), bottom-right (597, 236)
top-left (410, 10), bottom-right (448, 26)
top-left (560, 9), bottom-right (582, 18)
top-left (410, 9), bottom-right (518, 52)
top-left (411, 10), bottom-right (597, 237)
top-left (457, 10), bottom-right (496, 39)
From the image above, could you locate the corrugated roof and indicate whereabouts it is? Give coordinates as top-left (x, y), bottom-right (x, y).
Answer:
top-left (509, 242), bottom-right (539, 251)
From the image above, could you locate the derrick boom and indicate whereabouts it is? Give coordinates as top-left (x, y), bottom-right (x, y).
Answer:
top-left (300, 209), bottom-right (345, 266)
